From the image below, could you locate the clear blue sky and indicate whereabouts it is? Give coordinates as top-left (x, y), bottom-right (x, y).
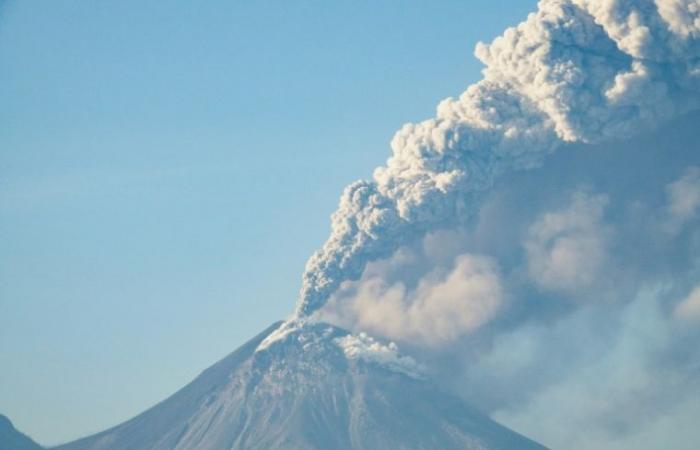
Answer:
top-left (0, 0), bottom-right (535, 445)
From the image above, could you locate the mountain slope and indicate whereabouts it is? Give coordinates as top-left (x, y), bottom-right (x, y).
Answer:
top-left (0, 415), bottom-right (44, 450)
top-left (55, 322), bottom-right (548, 450)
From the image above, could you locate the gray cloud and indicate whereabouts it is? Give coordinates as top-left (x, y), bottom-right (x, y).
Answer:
top-left (524, 191), bottom-right (611, 294)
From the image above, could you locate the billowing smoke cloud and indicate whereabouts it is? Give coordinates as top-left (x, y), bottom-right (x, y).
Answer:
top-left (295, 0), bottom-right (700, 318)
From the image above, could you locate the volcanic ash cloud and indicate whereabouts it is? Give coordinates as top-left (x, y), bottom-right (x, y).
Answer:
top-left (294, 0), bottom-right (700, 320)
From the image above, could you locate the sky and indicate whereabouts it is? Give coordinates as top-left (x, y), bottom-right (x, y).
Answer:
top-left (0, 0), bottom-right (539, 445)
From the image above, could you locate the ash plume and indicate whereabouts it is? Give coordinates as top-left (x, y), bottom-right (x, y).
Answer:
top-left (295, 0), bottom-right (700, 319)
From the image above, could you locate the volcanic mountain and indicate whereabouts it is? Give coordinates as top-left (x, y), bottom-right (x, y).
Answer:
top-left (0, 415), bottom-right (43, 450)
top-left (52, 321), bottom-right (549, 450)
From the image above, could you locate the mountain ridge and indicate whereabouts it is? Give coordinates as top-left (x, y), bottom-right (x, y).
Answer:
top-left (0, 414), bottom-right (44, 450)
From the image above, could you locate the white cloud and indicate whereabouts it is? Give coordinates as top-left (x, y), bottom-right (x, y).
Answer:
top-left (525, 191), bottom-right (610, 293)
top-left (674, 284), bottom-right (700, 321)
top-left (665, 166), bottom-right (700, 232)
top-left (656, 0), bottom-right (700, 39)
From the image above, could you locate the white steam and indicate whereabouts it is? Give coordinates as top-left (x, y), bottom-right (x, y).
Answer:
top-left (335, 332), bottom-right (423, 378)
top-left (295, 0), bottom-right (700, 318)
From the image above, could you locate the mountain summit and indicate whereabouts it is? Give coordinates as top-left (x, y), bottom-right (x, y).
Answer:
top-left (54, 322), bottom-right (548, 450)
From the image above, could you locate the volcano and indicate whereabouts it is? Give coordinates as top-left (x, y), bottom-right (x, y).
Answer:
top-left (0, 415), bottom-right (43, 450)
top-left (52, 322), bottom-right (548, 450)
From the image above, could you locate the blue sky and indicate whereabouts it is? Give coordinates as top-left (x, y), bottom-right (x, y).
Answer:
top-left (0, 0), bottom-right (537, 444)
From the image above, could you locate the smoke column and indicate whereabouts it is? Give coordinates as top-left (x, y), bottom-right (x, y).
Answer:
top-left (293, 0), bottom-right (700, 320)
